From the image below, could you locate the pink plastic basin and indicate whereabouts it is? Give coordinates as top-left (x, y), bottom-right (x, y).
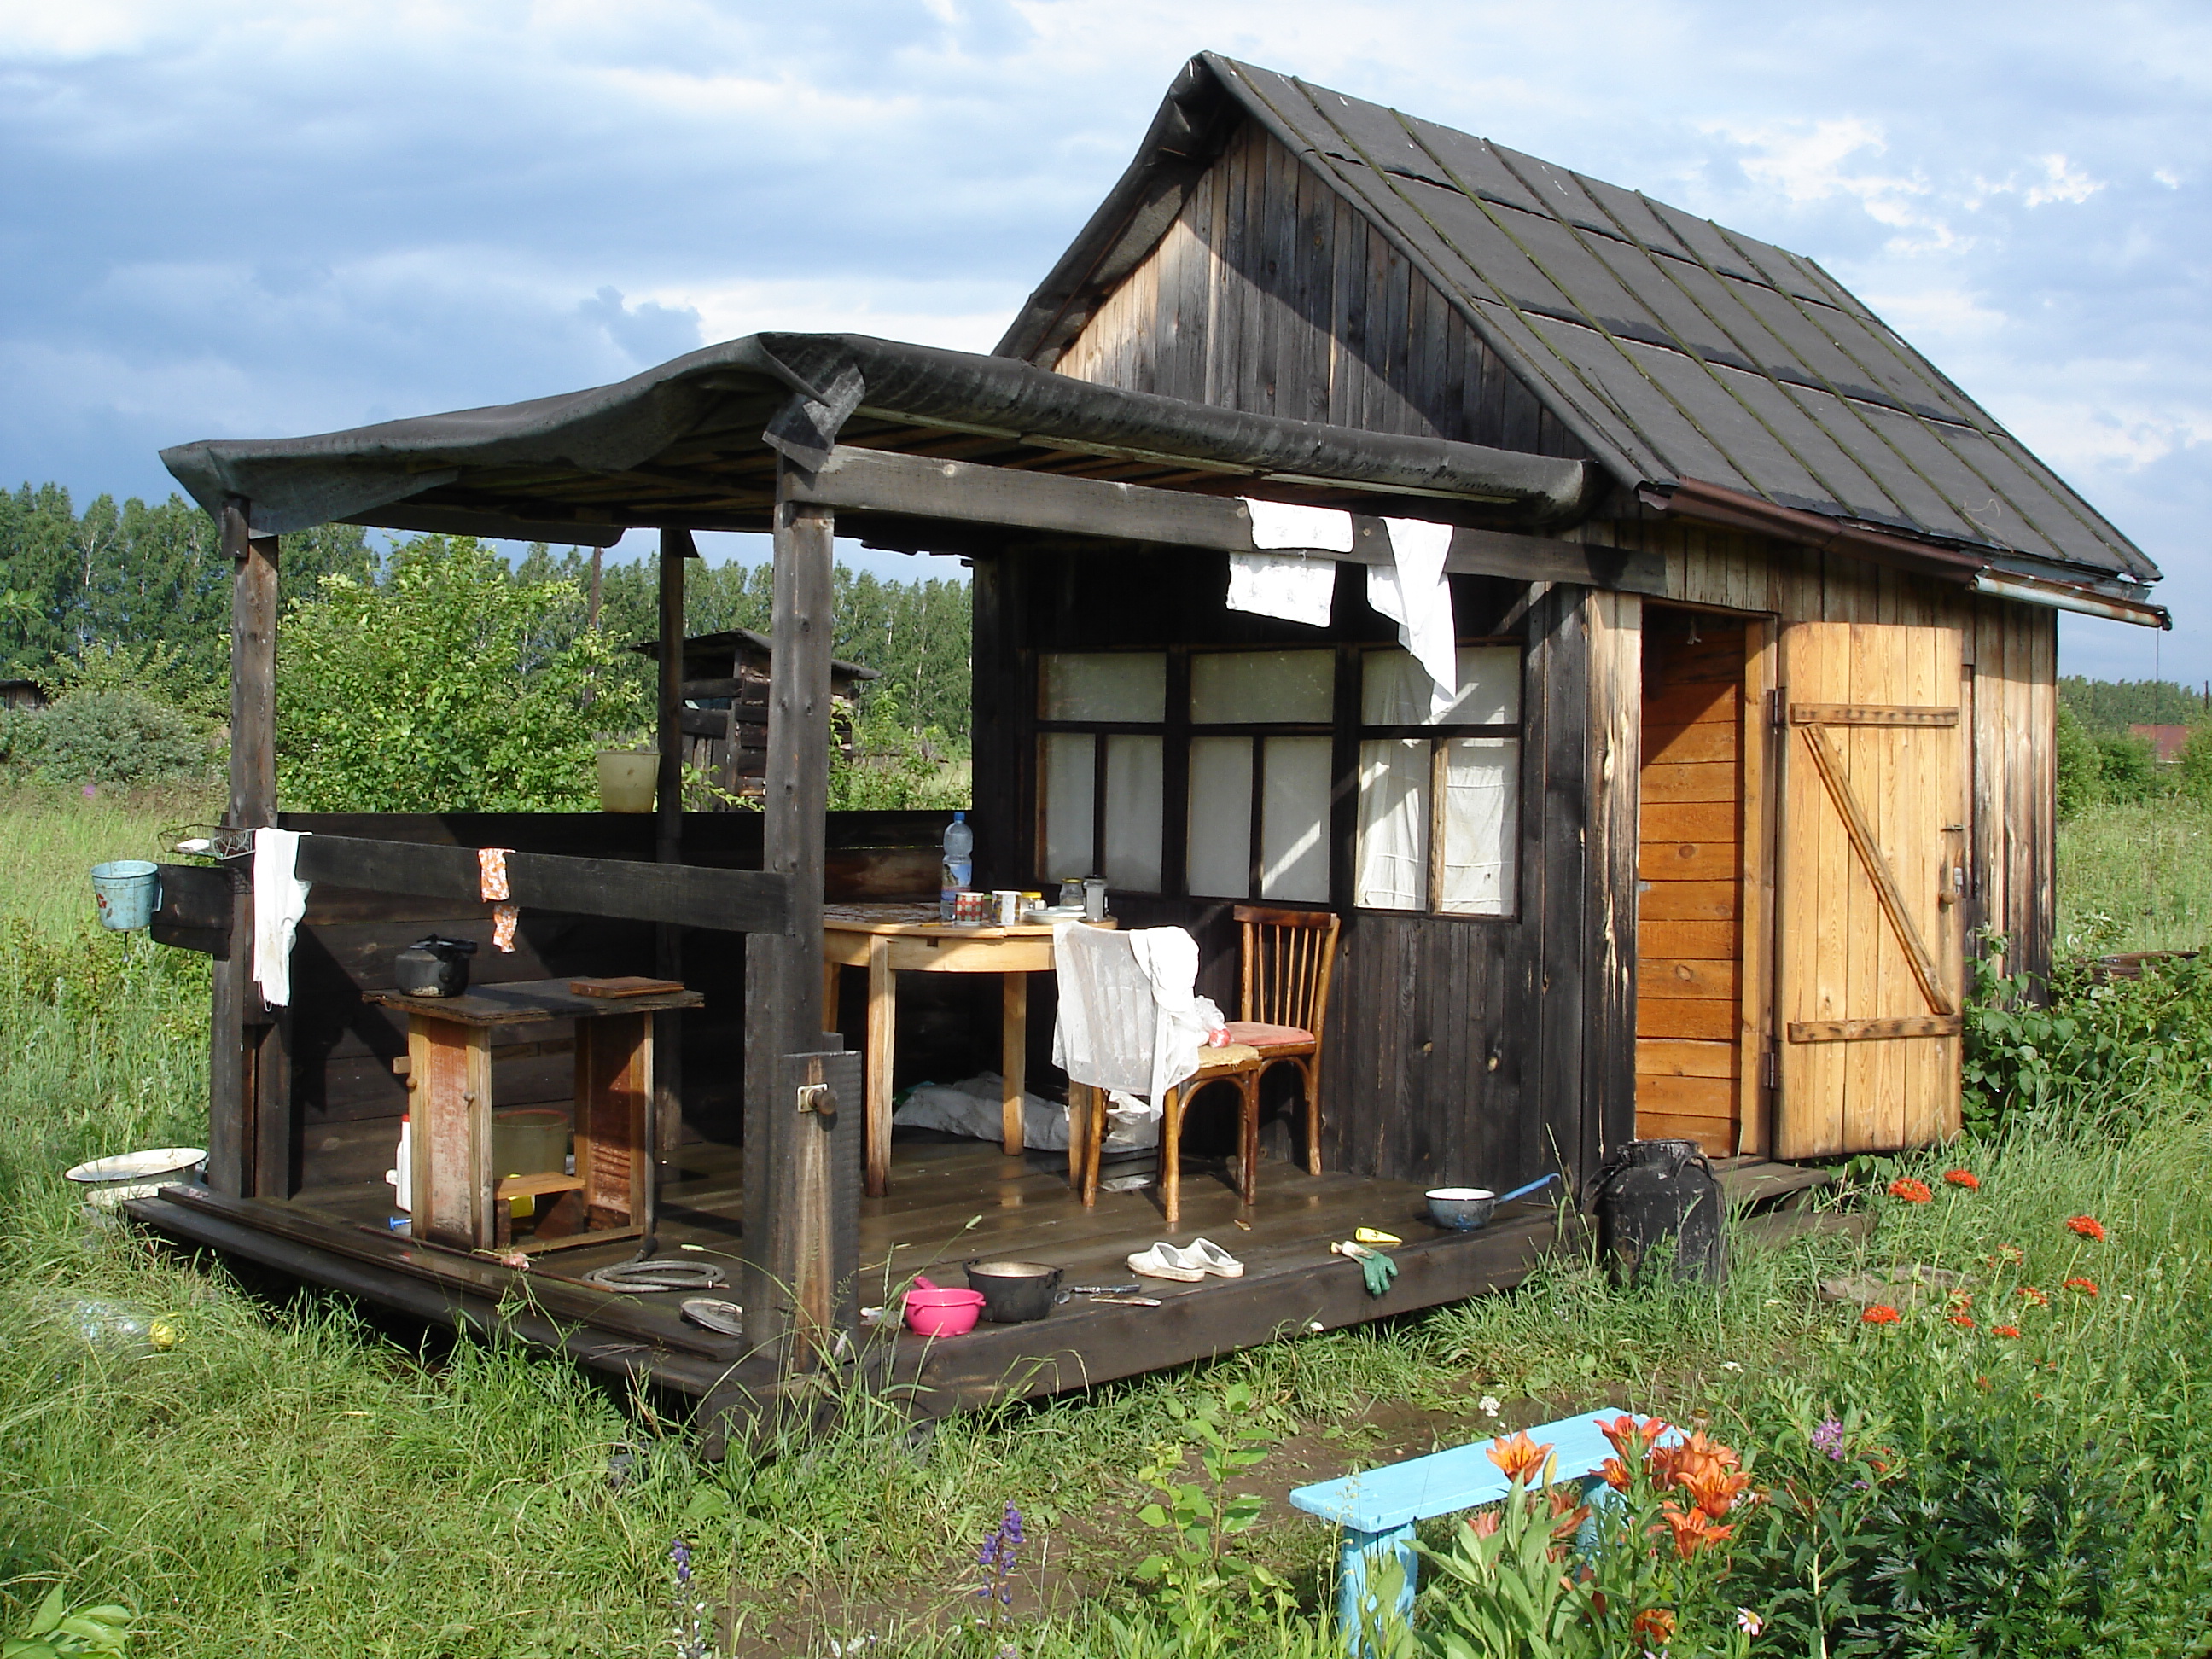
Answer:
top-left (904, 1277), bottom-right (985, 1337)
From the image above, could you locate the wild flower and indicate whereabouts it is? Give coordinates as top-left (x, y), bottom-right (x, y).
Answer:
top-left (1944, 1168), bottom-right (1981, 1190)
top-left (668, 1537), bottom-right (710, 1659)
top-left (2068, 1214), bottom-right (2107, 1241)
top-left (2065, 1277), bottom-right (2100, 1295)
top-left (975, 1503), bottom-right (1023, 1617)
top-left (1811, 1417), bottom-right (1846, 1459)
top-left (1477, 1394), bottom-right (1501, 1417)
top-left (1631, 1606), bottom-right (1676, 1644)
top-left (1660, 1502), bottom-right (1732, 1559)
top-left (1991, 1324), bottom-right (2022, 1339)
top-left (1889, 1177), bottom-right (1933, 1203)
top-left (1949, 1313), bottom-right (1976, 1328)
top-left (1737, 1606), bottom-right (1766, 1635)
top-left (1991, 1243), bottom-right (2026, 1266)
top-left (1861, 1304), bottom-right (1901, 1325)
top-left (2018, 1286), bottom-right (2050, 1307)
top-left (1486, 1429), bottom-right (1554, 1484)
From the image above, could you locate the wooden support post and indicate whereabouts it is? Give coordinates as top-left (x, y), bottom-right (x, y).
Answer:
top-left (208, 498), bottom-right (278, 1198)
top-left (744, 467), bottom-right (837, 1368)
top-left (654, 530), bottom-right (694, 1190)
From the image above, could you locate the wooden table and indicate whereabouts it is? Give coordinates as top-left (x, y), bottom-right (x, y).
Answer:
top-left (823, 903), bottom-right (1113, 1196)
top-left (367, 977), bottom-right (703, 1253)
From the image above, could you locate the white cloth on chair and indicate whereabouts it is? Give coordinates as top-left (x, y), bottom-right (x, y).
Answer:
top-left (1051, 923), bottom-right (1225, 1119)
top-left (251, 827), bottom-right (312, 1009)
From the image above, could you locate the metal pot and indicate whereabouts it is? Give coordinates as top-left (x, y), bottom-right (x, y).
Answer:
top-left (1591, 1138), bottom-right (1726, 1284)
top-left (963, 1259), bottom-right (1064, 1323)
top-left (394, 934), bottom-right (479, 998)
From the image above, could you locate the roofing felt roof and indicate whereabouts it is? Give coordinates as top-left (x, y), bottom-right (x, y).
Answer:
top-left (998, 55), bottom-right (2157, 587)
top-left (159, 332), bottom-right (1592, 544)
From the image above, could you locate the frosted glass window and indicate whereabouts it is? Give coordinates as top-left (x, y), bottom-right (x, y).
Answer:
top-left (1191, 650), bottom-right (1334, 725)
top-left (1362, 645), bottom-right (1522, 725)
top-left (1355, 739), bottom-right (1428, 911)
top-left (1040, 733), bottom-right (1094, 883)
top-left (1186, 736), bottom-right (1253, 899)
top-left (1260, 736), bottom-right (1332, 902)
top-left (1438, 738), bottom-right (1518, 915)
top-left (1040, 653), bottom-right (1166, 722)
top-left (1102, 735), bottom-right (1164, 892)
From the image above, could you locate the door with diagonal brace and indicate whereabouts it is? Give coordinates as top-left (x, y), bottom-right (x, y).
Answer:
top-left (1774, 622), bottom-right (1966, 1158)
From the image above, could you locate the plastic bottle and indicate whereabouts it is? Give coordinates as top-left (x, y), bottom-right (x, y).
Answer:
top-left (940, 812), bottom-right (974, 922)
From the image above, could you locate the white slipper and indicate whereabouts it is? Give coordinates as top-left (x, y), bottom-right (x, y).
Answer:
top-left (1127, 1243), bottom-right (1205, 1282)
top-left (1185, 1237), bottom-right (1245, 1278)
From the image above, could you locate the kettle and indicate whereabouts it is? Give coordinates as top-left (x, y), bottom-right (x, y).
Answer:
top-left (394, 934), bottom-right (478, 998)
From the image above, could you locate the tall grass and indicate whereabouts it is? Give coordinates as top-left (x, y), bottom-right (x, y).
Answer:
top-left (4, 786), bottom-right (2210, 1653)
top-left (2057, 798), bottom-right (2212, 955)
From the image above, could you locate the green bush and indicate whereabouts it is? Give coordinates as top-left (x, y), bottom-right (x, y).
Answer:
top-left (2175, 725), bottom-right (2212, 808)
top-left (2093, 732), bottom-right (2159, 804)
top-left (2054, 702), bottom-right (2104, 819)
top-left (0, 690), bottom-right (208, 786)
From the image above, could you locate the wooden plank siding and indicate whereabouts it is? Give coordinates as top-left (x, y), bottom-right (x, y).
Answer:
top-left (1057, 122), bottom-right (1593, 461)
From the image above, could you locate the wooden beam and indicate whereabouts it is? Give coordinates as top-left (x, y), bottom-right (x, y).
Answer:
top-left (1787, 1015), bottom-right (1963, 1043)
top-left (1789, 704), bottom-right (1959, 728)
top-left (743, 467), bottom-right (838, 1371)
top-left (289, 834), bottom-right (790, 934)
top-left (789, 445), bottom-right (1667, 594)
top-left (654, 529), bottom-right (694, 1183)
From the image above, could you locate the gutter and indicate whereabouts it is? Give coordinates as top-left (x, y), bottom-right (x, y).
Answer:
top-left (1642, 477), bottom-right (2168, 630)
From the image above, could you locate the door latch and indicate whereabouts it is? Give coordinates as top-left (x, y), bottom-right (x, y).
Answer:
top-left (797, 1082), bottom-right (838, 1116)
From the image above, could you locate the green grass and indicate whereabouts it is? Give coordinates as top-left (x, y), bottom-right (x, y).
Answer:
top-left (2057, 798), bottom-right (2212, 955)
top-left (4, 787), bottom-right (2211, 1655)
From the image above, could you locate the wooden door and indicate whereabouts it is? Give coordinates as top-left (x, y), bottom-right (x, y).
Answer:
top-left (1775, 622), bottom-right (1965, 1158)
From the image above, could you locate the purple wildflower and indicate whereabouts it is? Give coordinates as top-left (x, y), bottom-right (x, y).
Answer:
top-left (1811, 1417), bottom-right (1846, 1460)
top-left (669, 1537), bottom-right (693, 1584)
top-left (1003, 1502), bottom-right (1024, 1545)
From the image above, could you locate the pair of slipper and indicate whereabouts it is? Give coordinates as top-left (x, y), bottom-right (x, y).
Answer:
top-left (1127, 1237), bottom-right (1243, 1282)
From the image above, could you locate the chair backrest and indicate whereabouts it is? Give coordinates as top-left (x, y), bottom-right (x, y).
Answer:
top-left (1232, 905), bottom-right (1342, 1036)
top-left (1052, 923), bottom-right (1206, 1100)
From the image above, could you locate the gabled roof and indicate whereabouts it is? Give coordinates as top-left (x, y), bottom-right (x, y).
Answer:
top-left (998, 54), bottom-right (2159, 589)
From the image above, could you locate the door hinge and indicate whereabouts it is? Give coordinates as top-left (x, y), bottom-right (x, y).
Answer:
top-left (1761, 1050), bottom-right (1780, 1090)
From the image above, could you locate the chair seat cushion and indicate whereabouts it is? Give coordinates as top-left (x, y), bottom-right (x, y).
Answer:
top-left (1192, 1043), bottom-right (1264, 1072)
top-left (1221, 1021), bottom-right (1315, 1050)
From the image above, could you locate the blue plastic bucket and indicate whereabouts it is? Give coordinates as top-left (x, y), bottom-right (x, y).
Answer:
top-left (90, 860), bottom-right (160, 930)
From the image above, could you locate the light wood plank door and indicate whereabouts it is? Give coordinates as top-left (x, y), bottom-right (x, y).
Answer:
top-left (1775, 621), bottom-right (1965, 1158)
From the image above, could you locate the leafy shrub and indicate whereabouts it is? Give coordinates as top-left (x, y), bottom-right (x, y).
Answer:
top-left (2093, 732), bottom-right (2159, 805)
top-left (2176, 725), bottom-right (2212, 808)
top-left (2053, 702), bottom-right (2104, 820)
top-left (0, 690), bottom-right (208, 785)
top-left (1960, 946), bottom-right (2212, 1138)
top-left (278, 535), bottom-right (643, 811)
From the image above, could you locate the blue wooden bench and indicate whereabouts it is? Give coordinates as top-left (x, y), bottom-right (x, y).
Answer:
top-left (1289, 1410), bottom-right (1671, 1651)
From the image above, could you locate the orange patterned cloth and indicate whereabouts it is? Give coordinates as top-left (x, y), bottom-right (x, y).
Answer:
top-left (477, 846), bottom-right (511, 902)
top-left (492, 902), bottom-right (519, 954)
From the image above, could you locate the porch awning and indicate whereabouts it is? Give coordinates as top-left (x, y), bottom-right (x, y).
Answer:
top-left (160, 332), bottom-right (1598, 544)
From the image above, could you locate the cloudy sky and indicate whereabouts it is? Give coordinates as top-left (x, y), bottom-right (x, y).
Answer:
top-left (3, 0), bottom-right (2206, 678)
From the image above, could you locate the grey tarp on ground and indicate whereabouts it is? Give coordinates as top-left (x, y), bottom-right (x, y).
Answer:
top-left (159, 332), bottom-right (1596, 539)
top-left (997, 53), bottom-right (2159, 587)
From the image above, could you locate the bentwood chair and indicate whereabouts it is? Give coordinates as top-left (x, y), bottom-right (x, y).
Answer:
top-left (1219, 905), bottom-right (1342, 1179)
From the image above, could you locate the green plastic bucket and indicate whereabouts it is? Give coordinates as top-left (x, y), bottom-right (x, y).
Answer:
top-left (90, 860), bottom-right (160, 931)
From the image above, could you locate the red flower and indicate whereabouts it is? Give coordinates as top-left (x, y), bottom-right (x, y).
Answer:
top-left (1944, 1168), bottom-right (1981, 1190)
top-left (2064, 1277), bottom-right (2099, 1296)
top-left (1889, 1178), bottom-right (1934, 1203)
top-left (1991, 1324), bottom-right (2021, 1339)
top-left (1861, 1304), bottom-right (1901, 1325)
top-left (1485, 1430), bottom-right (1554, 1484)
top-left (2067, 1215), bottom-right (2106, 1242)
top-left (1948, 1313), bottom-right (1976, 1328)
top-left (1659, 1503), bottom-right (1732, 1559)
top-left (2017, 1286), bottom-right (2049, 1308)
top-left (1632, 1607), bottom-right (1678, 1644)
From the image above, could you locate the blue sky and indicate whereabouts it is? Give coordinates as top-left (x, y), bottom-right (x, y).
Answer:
top-left (3, 0), bottom-right (2206, 678)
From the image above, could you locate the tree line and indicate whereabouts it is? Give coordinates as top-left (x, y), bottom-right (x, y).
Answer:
top-left (0, 483), bottom-right (973, 804)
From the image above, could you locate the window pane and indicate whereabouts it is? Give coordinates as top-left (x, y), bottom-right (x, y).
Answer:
top-left (1191, 649), bottom-right (1333, 724)
top-left (1260, 736), bottom-right (1332, 902)
top-left (1361, 645), bottom-right (1522, 725)
top-left (1040, 732), bottom-right (1094, 883)
top-left (1040, 652), bottom-right (1166, 722)
top-left (1438, 737), bottom-right (1518, 915)
top-left (1186, 735), bottom-right (1253, 899)
top-left (1102, 734), bottom-right (1163, 893)
top-left (1355, 738), bottom-right (1427, 911)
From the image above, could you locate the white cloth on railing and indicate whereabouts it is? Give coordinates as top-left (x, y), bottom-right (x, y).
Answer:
top-left (1051, 923), bottom-right (1225, 1119)
top-left (1370, 516), bottom-right (1458, 719)
top-left (1229, 498), bottom-right (1356, 626)
top-left (251, 828), bottom-right (312, 1008)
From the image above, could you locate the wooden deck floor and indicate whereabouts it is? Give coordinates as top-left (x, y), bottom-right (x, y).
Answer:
top-left (127, 1140), bottom-right (1566, 1428)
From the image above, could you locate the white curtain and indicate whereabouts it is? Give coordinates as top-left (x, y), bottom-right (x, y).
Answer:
top-left (1103, 733), bottom-right (1164, 892)
top-left (1040, 652), bottom-right (1166, 721)
top-left (1438, 738), bottom-right (1517, 915)
top-left (1355, 738), bottom-right (1428, 911)
top-left (1041, 732), bottom-right (1095, 884)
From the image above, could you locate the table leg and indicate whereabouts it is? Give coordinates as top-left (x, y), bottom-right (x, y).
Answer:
top-left (822, 960), bottom-right (841, 1032)
top-left (409, 1015), bottom-right (494, 1250)
top-left (1066, 1082), bottom-right (1086, 1189)
top-left (1001, 973), bottom-right (1027, 1155)
top-left (865, 934), bottom-right (894, 1197)
top-left (1336, 1522), bottom-right (1417, 1657)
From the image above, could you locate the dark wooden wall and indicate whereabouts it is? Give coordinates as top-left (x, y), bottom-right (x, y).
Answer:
top-left (970, 542), bottom-right (1618, 1192)
top-left (275, 812), bottom-right (945, 1196)
top-left (1054, 119), bottom-right (1594, 464)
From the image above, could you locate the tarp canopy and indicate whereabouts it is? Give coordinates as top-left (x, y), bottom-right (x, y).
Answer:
top-left (160, 332), bottom-right (1597, 544)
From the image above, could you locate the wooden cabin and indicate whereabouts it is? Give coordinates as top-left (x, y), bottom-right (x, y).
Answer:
top-left (126, 54), bottom-right (2165, 1437)
top-left (632, 629), bottom-right (876, 804)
